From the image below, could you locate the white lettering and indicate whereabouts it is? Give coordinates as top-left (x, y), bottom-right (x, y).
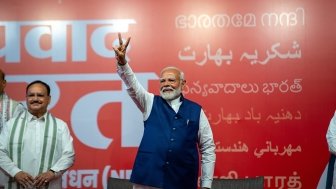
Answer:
top-left (0, 19), bottom-right (136, 63)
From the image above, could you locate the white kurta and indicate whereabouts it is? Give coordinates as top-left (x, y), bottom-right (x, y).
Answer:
top-left (326, 111), bottom-right (336, 188)
top-left (0, 111), bottom-right (75, 189)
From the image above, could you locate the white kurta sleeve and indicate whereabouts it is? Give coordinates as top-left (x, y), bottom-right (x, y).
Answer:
top-left (0, 120), bottom-right (22, 177)
top-left (327, 111), bottom-right (336, 154)
top-left (198, 109), bottom-right (216, 188)
top-left (50, 119), bottom-right (75, 172)
top-left (117, 63), bottom-right (154, 120)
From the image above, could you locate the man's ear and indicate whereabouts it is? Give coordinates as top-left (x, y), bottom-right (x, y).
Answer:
top-left (47, 95), bottom-right (51, 105)
top-left (181, 80), bottom-right (186, 89)
top-left (1, 79), bottom-right (7, 88)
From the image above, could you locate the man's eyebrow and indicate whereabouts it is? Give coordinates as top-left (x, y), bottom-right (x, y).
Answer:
top-left (27, 92), bottom-right (46, 95)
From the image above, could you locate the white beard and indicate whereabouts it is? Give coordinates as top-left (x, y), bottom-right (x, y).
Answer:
top-left (160, 87), bottom-right (182, 101)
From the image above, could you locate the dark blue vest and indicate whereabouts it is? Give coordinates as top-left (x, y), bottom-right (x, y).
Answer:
top-left (327, 154), bottom-right (336, 189)
top-left (130, 95), bottom-right (201, 189)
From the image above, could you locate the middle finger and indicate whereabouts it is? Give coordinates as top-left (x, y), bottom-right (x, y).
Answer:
top-left (35, 179), bottom-right (46, 187)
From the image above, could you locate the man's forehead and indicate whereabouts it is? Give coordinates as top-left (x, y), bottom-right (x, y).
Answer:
top-left (27, 84), bottom-right (47, 91)
top-left (160, 73), bottom-right (177, 78)
top-left (161, 70), bottom-right (178, 77)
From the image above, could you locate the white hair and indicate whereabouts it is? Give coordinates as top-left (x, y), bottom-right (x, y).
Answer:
top-left (160, 66), bottom-right (185, 80)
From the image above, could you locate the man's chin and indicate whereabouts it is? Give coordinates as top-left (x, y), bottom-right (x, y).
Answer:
top-left (28, 106), bottom-right (43, 112)
top-left (161, 93), bottom-right (178, 100)
top-left (29, 105), bottom-right (41, 109)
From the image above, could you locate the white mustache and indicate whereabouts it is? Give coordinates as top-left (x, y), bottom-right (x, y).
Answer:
top-left (161, 86), bottom-right (174, 92)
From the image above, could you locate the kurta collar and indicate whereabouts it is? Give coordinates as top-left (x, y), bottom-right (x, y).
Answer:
top-left (166, 94), bottom-right (184, 106)
top-left (27, 111), bottom-right (48, 122)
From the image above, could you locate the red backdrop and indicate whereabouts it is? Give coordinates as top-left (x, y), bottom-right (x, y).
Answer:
top-left (1, 0), bottom-right (336, 188)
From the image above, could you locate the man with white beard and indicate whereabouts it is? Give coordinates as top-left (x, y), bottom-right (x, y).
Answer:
top-left (113, 33), bottom-right (216, 189)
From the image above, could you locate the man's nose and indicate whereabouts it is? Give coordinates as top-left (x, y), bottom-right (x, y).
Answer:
top-left (32, 95), bottom-right (39, 100)
top-left (163, 81), bottom-right (170, 86)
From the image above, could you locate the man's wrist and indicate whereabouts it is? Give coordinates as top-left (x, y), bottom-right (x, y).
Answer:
top-left (49, 169), bottom-right (56, 175)
top-left (117, 60), bottom-right (127, 66)
top-left (49, 169), bottom-right (61, 178)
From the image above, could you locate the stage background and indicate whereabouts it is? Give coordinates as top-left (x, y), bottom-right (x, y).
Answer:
top-left (1, 0), bottom-right (336, 188)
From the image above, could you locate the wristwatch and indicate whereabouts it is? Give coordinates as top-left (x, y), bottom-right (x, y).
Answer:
top-left (49, 169), bottom-right (60, 177)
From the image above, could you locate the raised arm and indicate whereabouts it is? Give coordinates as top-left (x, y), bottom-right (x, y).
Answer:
top-left (112, 33), bottom-right (154, 117)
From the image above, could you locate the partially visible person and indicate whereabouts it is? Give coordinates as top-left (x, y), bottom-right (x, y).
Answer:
top-left (326, 110), bottom-right (336, 189)
top-left (113, 33), bottom-right (216, 189)
top-left (0, 80), bottom-right (75, 189)
top-left (0, 69), bottom-right (25, 186)
top-left (0, 69), bottom-right (25, 132)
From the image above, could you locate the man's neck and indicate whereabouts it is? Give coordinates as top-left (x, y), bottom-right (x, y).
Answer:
top-left (167, 96), bottom-right (181, 105)
top-left (29, 110), bottom-right (47, 119)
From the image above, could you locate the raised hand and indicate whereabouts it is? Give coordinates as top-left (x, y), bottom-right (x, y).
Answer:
top-left (113, 33), bottom-right (131, 65)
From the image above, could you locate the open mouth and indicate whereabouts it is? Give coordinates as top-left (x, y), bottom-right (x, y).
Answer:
top-left (163, 89), bottom-right (173, 92)
top-left (162, 87), bottom-right (174, 92)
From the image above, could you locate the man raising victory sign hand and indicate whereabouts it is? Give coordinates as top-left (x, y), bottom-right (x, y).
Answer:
top-left (113, 33), bottom-right (216, 189)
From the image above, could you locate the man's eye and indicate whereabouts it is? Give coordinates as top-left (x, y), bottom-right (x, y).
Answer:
top-left (27, 94), bottom-right (46, 97)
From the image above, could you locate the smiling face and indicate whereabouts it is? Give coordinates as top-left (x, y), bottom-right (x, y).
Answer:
top-left (26, 83), bottom-right (51, 118)
top-left (159, 67), bottom-right (186, 101)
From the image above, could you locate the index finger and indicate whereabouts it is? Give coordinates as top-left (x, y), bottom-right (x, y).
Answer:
top-left (118, 33), bottom-right (123, 46)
